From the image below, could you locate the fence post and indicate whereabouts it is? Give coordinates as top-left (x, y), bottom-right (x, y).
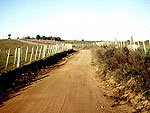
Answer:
top-left (25, 47), bottom-right (28, 62)
top-left (35, 46), bottom-right (38, 60)
top-left (143, 41), bottom-right (147, 54)
top-left (138, 41), bottom-right (140, 47)
top-left (47, 45), bottom-right (50, 57)
top-left (13, 48), bottom-right (17, 68)
top-left (38, 45), bottom-right (42, 59)
top-left (30, 47), bottom-right (34, 62)
top-left (120, 41), bottom-right (123, 48)
top-left (42, 45), bottom-right (47, 58)
top-left (5, 48), bottom-right (10, 69)
top-left (107, 41), bottom-right (109, 47)
top-left (20, 47), bottom-right (22, 66)
top-left (123, 41), bottom-right (125, 47)
top-left (17, 48), bottom-right (21, 68)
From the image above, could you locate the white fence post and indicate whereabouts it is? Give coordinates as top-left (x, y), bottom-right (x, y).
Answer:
top-left (30, 47), bottom-right (34, 62)
top-left (120, 41), bottom-right (123, 48)
top-left (17, 48), bottom-right (21, 68)
top-left (25, 47), bottom-right (28, 62)
top-left (138, 41), bottom-right (140, 47)
top-left (20, 47), bottom-right (22, 66)
top-left (123, 41), bottom-right (126, 47)
top-left (35, 46), bottom-right (38, 60)
top-left (39, 45), bottom-right (42, 59)
top-left (13, 48), bottom-right (17, 68)
top-left (42, 45), bottom-right (47, 58)
top-left (143, 41), bottom-right (147, 54)
top-left (5, 48), bottom-right (10, 69)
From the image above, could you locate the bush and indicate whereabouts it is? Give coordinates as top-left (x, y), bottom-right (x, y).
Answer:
top-left (96, 47), bottom-right (150, 94)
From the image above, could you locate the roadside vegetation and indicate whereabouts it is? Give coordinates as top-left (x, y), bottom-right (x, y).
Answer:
top-left (93, 45), bottom-right (150, 112)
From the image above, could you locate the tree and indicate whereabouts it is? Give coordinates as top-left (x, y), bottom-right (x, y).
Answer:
top-left (42, 36), bottom-right (46, 40)
top-left (8, 34), bottom-right (11, 39)
top-left (26, 36), bottom-right (31, 39)
top-left (36, 35), bottom-right (41, 40)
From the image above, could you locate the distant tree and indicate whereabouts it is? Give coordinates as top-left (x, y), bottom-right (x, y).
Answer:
top-left (36, 35), bottom-right (41, 40)
top-left (81, 39), bottom-right (84, 41)
top-left (17, 37), bottom-right (19, 39)
top-left (54, 37), bottom-right (60, 41)
top-left (8, 34), bottom-right (11, 39)
top-left (49, 36), bottom-right (54, 40)
top-left (145, 40), bottom-right (149, 42)
top-left (27, 36), bottom-right (31, 39)
top-left (42, 36), bottom-right (46, 40)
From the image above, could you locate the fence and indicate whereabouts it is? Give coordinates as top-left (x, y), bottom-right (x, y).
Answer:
top-left (1, 43), bottom-right (72, 74)
top-left (95, 40), bottom-right (150, 55)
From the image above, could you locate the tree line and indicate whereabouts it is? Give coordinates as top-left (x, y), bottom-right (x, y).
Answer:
top-left (23, 35), bottom-right (63, 41)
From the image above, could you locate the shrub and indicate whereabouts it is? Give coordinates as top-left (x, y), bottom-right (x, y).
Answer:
top-left (96, 47), bottom-right (150, 94)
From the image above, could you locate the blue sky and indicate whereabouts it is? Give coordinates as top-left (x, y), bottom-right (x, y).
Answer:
top-left (0, 0), bottom-right (150, 41)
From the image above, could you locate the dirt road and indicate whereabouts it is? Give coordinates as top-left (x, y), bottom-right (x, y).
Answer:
top-left (0, 50), bottom-right (130, 113)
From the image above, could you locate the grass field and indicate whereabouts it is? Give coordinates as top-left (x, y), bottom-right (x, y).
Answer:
top-left (0, 39), bottom-right (35, 74)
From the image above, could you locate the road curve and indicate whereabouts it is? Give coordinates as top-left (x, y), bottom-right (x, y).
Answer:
top-left (0, 50), bottom-right (129, 113)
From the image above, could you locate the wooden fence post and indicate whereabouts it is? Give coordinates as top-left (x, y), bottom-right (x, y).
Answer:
top-left (47, 45), bottom-right (50, 57)
top-left (143, 41), bottom-right (147, 54)
top-left (38, 45), bottom-right (42, 59)
top-left (30, 47), bottom-right (34, 62)
top-left (20, 47), bottom-right (22, 66)
top-left (120, 41), bottom-right (123, 48)
top-left (5, 48), bottom-right (10, 69)
top-left (130, 36), bottom-right (134, 45)
top-left (123, 41), bottom-right (125, 47)
top-left (25, 47), bottom-right (28, 62)
top-left (138, 41), bottom-right (140, 47)
top-left (107, 41), bottom-right (109, 47)
top-left (35, 46), bottom-right (38, 60)
top-left (42, 45), bottom-right (47, 58)
top-left (13, 48), bottom-right (17, 68)
top-left (17, 48), bottom-right (21, 68)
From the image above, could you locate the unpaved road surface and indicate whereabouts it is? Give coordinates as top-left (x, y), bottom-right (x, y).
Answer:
top-left (0, 50), bottom-right (131, 113)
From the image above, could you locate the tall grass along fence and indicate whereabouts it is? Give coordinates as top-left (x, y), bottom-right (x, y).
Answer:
top-left (1, 44), bottom-right (72, 74)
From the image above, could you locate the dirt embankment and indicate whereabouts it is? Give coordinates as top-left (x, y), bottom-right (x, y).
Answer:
top-left (0, 50), bottom-right (134, 113)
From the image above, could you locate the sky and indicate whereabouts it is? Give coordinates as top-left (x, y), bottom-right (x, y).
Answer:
top-left (0, 0), bottom-right (150, 41)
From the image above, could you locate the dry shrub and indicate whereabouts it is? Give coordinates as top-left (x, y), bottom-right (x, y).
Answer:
top-left (96, 47), bottom-right (150, 96)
